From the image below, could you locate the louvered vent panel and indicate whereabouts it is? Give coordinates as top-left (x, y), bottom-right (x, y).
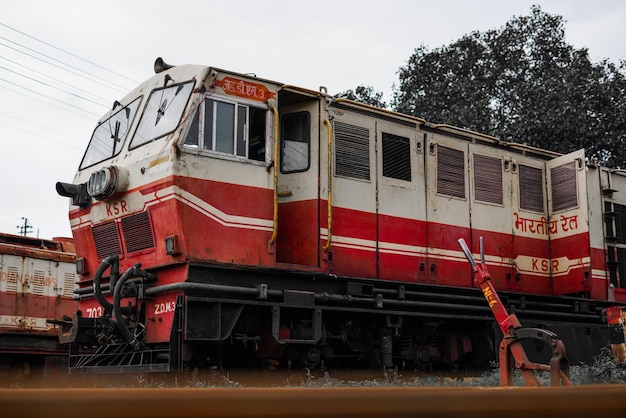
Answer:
top-left (92, 221), bottom-right (121, 260)
top-left (382, 132), bottom-right (411, 181)
top-left (63, 272), bottom-right (76, 298)
top-left (122, 212), bottom-right (155, 253)
top-left (473, 154), bottom-right (502, 204)
top-left (551, 161), bottom-right (578, 212)
top-left (335, 121), bottom-right (370, 181)
top-left (437, 145), bottom-right (465, 198)
top-left (32, 270), bottom-right (46, 295)
top-left (6, 266), bottom-right (18, 292)
top-left (519, 165), bottom-right (544, 212)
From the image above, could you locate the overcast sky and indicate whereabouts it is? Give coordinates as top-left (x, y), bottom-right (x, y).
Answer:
top-left (1, 0), bottom-right (625, 239)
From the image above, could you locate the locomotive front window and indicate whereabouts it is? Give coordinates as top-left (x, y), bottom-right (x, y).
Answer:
top-left (183, 98), bottom-right (266, 162)
top-left (79, 97), bottom-right (142, 170)
top-left (131, 81), bottom-right (194, 149)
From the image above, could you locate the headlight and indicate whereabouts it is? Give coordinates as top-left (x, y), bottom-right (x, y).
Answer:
top-left (87, 166), bottom-right (128, 200)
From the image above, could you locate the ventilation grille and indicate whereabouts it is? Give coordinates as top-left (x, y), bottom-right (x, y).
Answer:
top-left (473, 154), bottom-right (502, 204)
top-left (92, 221), bottom-right (121, 260)
top-left (63, 272), bottom-right (76, 298)
top-left (335, 121), bottom-right (370, 181)
top-left (6, 266), bottom-right (18, 292)
top-left (437, 145), bottom-right (465, 198)
top-left (382, 132), bottom-right (411, 181)
top-left (551, 161), bottom-right (578, 212)
top-left (31, 270), bottom-right (46, 295)
top-left (121, 211), bottom-right (155, 253)
top-left (519, 165), bottom-right (544, 212)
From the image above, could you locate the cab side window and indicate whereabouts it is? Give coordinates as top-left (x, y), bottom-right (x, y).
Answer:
top-left (184, 98), bottom-right (266, 162)
top-left (280, 112), bottom-right (310, 173)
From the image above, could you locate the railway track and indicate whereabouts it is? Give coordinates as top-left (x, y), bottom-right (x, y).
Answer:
top-left (1, 385), bottom-right (626, 418)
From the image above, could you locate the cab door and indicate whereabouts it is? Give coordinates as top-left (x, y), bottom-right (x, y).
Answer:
top-left (275, 90), bottom-right (320, 266)
top-left (546, 149), bottom-right (592, 295)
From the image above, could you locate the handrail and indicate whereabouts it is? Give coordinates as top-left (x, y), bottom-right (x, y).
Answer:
top-left (269, 105), bottom-right (279, 246)
top-left (324, 119), bottom-right (333, 252)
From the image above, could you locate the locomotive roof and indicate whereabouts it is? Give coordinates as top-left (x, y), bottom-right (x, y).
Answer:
top-left (0, 232), bottom-right (75, 261)
top-left (101, 60), bottom-right (567, 162)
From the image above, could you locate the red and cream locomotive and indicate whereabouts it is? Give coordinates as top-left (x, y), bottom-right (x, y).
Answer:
top-left (54, 57), bottom-right (626, 373)
top-left (0, 232), bottom-right (78, 381)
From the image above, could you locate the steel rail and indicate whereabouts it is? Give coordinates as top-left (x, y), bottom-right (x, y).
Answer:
top-left (1, 385), bottom-right (626, 418)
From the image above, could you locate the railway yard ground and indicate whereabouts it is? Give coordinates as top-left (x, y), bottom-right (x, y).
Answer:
top-left (2, 347), bottom-right (626, 389)
top-left (1, 377), bottom-right (626, 418)
top-left (2, 349), bottom-right (626, 418)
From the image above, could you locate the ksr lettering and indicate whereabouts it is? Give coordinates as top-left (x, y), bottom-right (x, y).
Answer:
top-left (106, 200), bottom-right (128, 217)
top-left (531, 258), bottom-right (559, 272)
top-left (12, 316), bottom-right (38, 327)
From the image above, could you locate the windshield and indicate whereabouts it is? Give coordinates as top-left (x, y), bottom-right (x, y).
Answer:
top-left (79, 97), bottom-right (142, 170)
top-left (130, 81), bottom-right (194, 149)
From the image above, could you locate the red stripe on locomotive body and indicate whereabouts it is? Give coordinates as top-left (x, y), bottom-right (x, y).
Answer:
top-left (323, 205), bottom-right (378, 278)
top-left (377, 214), bottom-right (427, 247)
top-left (69, 174), bottom-right (276, 271)
top-left (0, 292), bottom-right (76, 318)
top-left (614, 289), bottom-right (626, 303)
top-left (550, 232), bottom-right (592, 295)
top-left (377, 214), bottom-right (427, 283)
top-left (174, 177), bottom-right (274, 221)
top-left (327, 207), bottom-right (594, 295)
top-left (170, 177), bottom-right (275, 267)
top-left (0, 296), bottom-right (78, 335)
top-left (66, 161), bottom-right (607, 301)
top-left (590, 246), bottom-right (609, 300)
top-left (70, 226), bottom-right (99, 285)
top-left (276, 200), bottom-right (319, 266)
top-left (179, 204), bottom-right (275, 267)
top-left (329, 206), bottom-right (377, 242)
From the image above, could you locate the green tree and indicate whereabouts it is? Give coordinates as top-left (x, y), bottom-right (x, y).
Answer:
top-left (335, 85), bottom-right (388, 109)
top-left (392, 5), bottom-right (626, 167)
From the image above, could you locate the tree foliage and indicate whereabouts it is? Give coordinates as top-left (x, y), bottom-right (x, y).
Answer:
top-left (391, 5), bottom-right (626, 167)
top-left (335, 85), bottom-right (388, 109)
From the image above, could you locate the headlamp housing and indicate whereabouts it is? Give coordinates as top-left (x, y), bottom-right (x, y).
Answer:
top-left (87, 166), bottom-right (129, 200)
